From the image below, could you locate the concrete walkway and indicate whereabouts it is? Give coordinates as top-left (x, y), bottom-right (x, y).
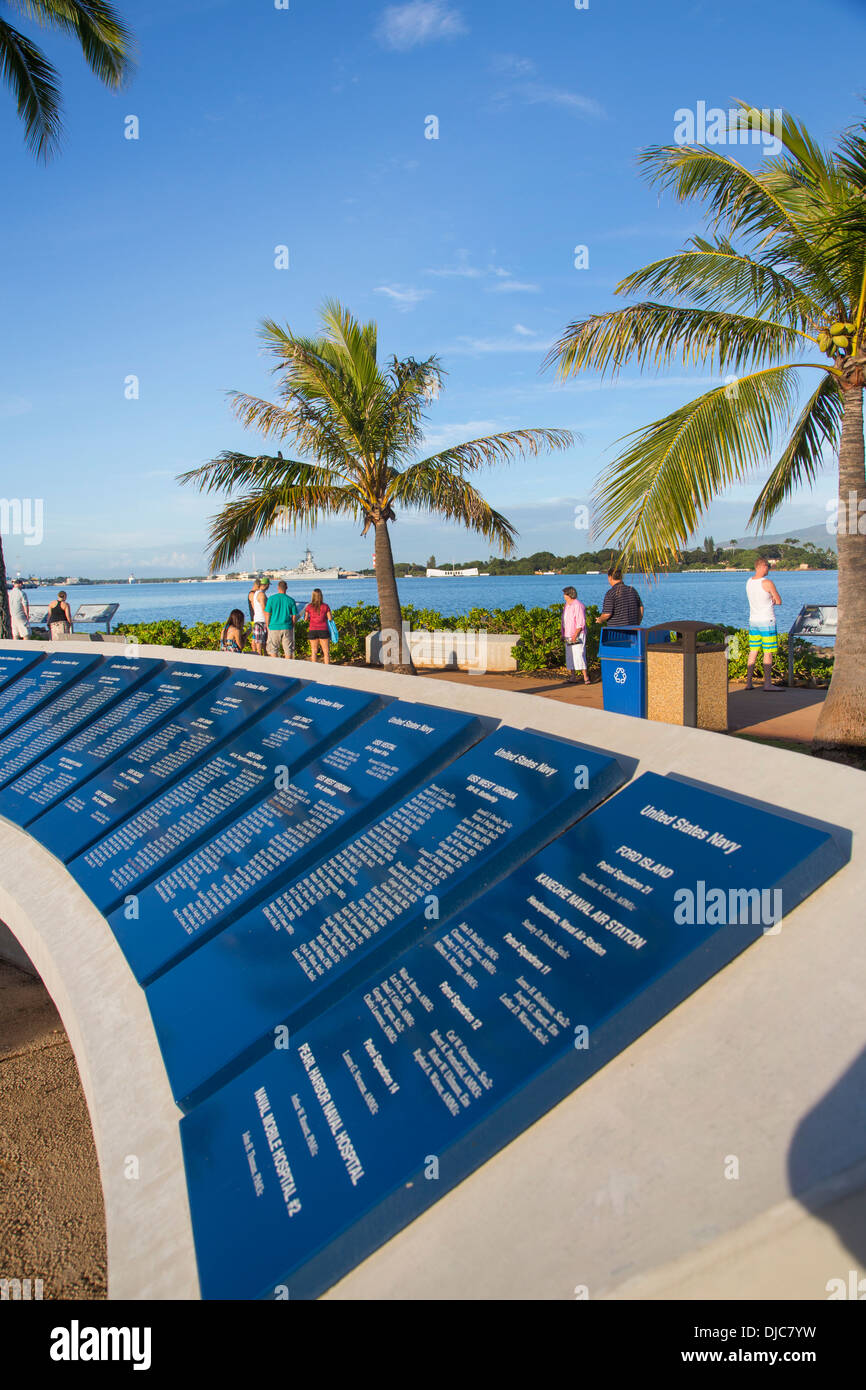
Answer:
top-left (422, 670), bottom-right (827, 745)
top-left (0, 959), bottom-right (106, 1299)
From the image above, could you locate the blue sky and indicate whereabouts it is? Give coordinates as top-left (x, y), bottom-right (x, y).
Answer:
top-left (0, 0), bottom-right (863, 576)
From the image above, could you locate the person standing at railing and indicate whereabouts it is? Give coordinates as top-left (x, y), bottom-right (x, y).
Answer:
top-left (745, 558), bottom-right (783, 691)
top-left (265, 580), bottom-right (297, 659)
top-left (250, 579), bottom-right (269, 655)
top-left (47, 590), bottom-right (73, 640)
top-left (597, 567), bottom-right (644, 628)
top-left (8, 579), bottom-right (30, 640)
top-left (304, 588), bottom-right (332, 665)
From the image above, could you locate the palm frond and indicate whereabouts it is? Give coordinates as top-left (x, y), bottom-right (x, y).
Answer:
top-left (593, 367), bottom-right (802, 572)
top-left (377, 354), bottom-right (442, 469)
top-left (638, 142), bottom-right (810, 247)
top-left (389, 465), bottom-right (518, 555)
top-left (547, 302), bottom-right (804, 381)
top-left (227, 391), bottom-right (358, 478)
top-left (9, 1), bottom-right (134, 86)
top-left (258, 317), bottom-right (387, 463)
top-left (177, 452), bottom-right (341, 497)
top-left (615, 239), bottom-right (828, 327)
top-left (0, 20), bottom-right (61, 157)
top-left (205, 483), bottom-right (361, 571)
top-left (748, 371), bottom-right (843, 529)
top-left (394, 427), bottom-right (575, 491)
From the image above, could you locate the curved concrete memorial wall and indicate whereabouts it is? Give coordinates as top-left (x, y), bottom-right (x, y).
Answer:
top-left (0, 640), bottom-right (861, 1302)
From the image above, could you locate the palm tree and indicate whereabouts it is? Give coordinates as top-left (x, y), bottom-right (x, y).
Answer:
top-left (548, 105), bottom-right (866, 764)
top-left (0, 1), bottom-right (134, 637)
top-left (179, 302), bottom-right (574, 672)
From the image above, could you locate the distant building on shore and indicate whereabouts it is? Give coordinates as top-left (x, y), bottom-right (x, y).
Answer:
top-left (426, 566), bottom-right (479, 578)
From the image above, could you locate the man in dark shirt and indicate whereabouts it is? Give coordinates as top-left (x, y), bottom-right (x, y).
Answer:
top-left (598, 567), bottom-right (644, 627)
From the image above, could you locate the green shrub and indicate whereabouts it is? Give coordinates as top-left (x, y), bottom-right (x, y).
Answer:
top-left (184, 621), bottom-right (224, 650)
top-left (114, 618), bottom-right (190, 648)
top-left (112, 609), bottom-right (835, 681)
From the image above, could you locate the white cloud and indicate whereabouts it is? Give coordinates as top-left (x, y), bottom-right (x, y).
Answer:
top-left (521, 83), bottom-right (603, 118)
top-left (490, 53), bottom-right (603, 120)
top-left (491, 55), bottom-right (535, 78)
top-left (513, 324), bottom-right (536, 336)
top-left (0, 395), bottom-right (33, 419)
top-left (374, 284), bottom-right (432, 311)
top-left (489, 279), bottom-right (540, 293)
top-left (377, 2), bottom-right (467, 51)
top-left (448, 334), bottom-right (553, 356)
top-left (424, 259), bottom-right (541, 294)
top-left (426, 263), bottom-right (483, 279)
top-left (419, 419), bottom-right (508, 451)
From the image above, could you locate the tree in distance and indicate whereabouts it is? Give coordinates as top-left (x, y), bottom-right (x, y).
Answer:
top-left (180, 302), bottom-right (575, 671)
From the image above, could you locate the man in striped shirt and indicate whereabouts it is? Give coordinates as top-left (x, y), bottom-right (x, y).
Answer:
top-left (598, 567), bottom-right (644, 627)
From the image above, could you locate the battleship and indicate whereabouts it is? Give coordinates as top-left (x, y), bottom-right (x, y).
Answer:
top-left (270, 547), bottom-right (345, 582)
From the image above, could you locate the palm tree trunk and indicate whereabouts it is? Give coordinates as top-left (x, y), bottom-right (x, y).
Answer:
top-left (373, 519), bottom-right (415, 674)
top-left (813, 382), bottom-right (866, 764)
top-left (0, 538), bottom-right (10, 640)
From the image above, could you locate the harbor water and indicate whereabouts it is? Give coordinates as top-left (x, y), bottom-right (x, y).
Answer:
top-left (34, 570), bottom-right (838, 639)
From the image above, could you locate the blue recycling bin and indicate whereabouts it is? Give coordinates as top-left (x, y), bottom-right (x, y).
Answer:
top-left (599, 626), bottom-right (669, 717)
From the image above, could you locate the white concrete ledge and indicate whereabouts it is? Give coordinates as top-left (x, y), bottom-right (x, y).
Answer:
top-left (1, 639), bottom-right (864, 1300)
top-left (365, 628), bottom-right (519, 671)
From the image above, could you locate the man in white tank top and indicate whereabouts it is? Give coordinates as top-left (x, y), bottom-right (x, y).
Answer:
top-left (745, 558), bottom-right (782, 690)
top-left (249, 579), bottom-right (269, 655)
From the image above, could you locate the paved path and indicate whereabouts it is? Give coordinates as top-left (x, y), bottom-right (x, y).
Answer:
top-left (423, 670), bottom-right (827, 745)
top-left (0, 960), bottom-right (106, 1299)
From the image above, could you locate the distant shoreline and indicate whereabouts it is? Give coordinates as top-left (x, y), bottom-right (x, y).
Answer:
top-left (19, 566), bottom-right (837, 586)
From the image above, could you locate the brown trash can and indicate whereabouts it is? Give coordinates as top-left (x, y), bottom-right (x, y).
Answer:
top-left (645, 621), bottom-right (728, 732)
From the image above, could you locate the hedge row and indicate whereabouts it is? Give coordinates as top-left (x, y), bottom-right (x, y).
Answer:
top-left (114, 603), bottom-right (834, 683)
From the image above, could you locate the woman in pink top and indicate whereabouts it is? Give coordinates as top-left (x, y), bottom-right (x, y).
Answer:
top-left (561, 586), bottom-right (590, 684)
top-left (304, 588), bottom-right (332, 664)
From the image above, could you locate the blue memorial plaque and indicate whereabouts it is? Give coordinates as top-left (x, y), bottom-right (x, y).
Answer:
top-left (65, 683), bottom-right (380, 916)
top-left (0, 661), bottom-right (228, 828)
top-left (111, 702), bottom-right (485, 985)
top-left (27, 669), bottom-right (295, 861)
top-left (148, 727), bottom-right (624, 1108)
top-left (0, 651), bottom-right (101, 740)
top-left (0, 655), bottom-right (163, 791)
top-left (0, 648), bottom-right (46, 694)
top-left (178, 771), bottom-right (848, 1299)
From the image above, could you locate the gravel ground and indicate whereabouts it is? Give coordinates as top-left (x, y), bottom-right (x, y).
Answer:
top-left (0, 958), bottom-right (106, 1299)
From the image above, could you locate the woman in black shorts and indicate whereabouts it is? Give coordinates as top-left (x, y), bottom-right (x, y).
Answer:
top-left (304, 588), bottom-right (331, 664)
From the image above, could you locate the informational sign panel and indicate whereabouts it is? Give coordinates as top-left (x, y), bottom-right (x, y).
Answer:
top-left (65, 684), bottom-right (381, 915)
top-left (0, 662), bottom-right (227, 827)
top-left (0, 651), bottom-right (101, 740)
top-left (0, 656), bottom-right (162, 790)
top-left (71, 603), bottom-right (120, 630)
top-left (148, 728), bottom-right (625, 1108)
top-left (790, 603), bottom-right (837, 638)
top-left (110, 702), bottom-right (485, 984)
top-left (788, 604), bottom-right (838, 686)
top-left (28, 669), bottom-right (296, 860)
top-left (178, 771), bottom-right (847, 1299)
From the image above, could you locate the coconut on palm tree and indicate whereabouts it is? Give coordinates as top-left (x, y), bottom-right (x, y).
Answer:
top-left (0, 0), bottom-right (134, 636)
top-left (548, 105), bottom-right (866, 764)
top-left (179, 302), bottom-right (574, 671)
